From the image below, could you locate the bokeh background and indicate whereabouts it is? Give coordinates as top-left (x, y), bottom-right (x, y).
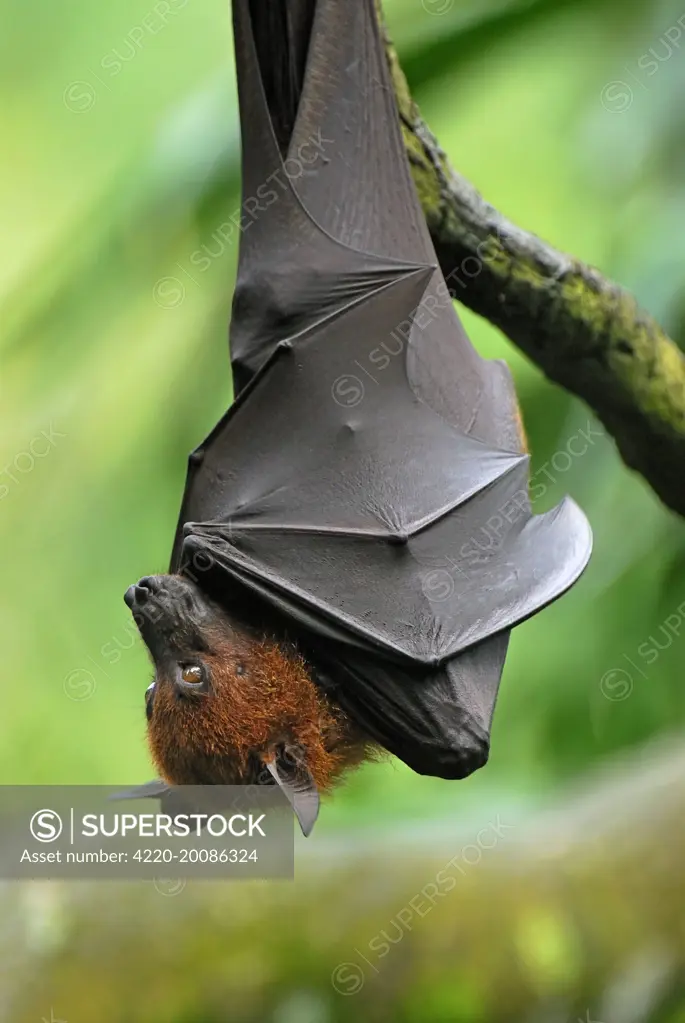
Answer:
top-left (2, 0), bottom-right (685, 1019)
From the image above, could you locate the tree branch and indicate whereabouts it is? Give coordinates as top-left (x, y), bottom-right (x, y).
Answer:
top-left (9, 740), bottom-right (685, 1020)
top-left (383, 23), bottom-right (685, 518)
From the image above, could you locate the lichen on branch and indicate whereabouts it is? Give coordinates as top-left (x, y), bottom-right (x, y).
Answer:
top-left (381, 13), bottom-right (685, 518)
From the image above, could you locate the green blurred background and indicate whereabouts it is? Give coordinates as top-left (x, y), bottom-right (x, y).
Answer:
top-left (2, 0), bottom-right (685, 1019)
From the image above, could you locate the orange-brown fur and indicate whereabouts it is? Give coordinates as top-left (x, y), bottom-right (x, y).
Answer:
top-left (148, 625), bottom-right (372, 791)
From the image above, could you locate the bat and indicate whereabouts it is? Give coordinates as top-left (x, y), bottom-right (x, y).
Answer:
top-left (123, 0), bottom-right (592, 836)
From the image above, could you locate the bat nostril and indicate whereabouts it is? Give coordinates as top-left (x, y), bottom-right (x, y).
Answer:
top-left (138, 576), bottom-right (159, 593)
top-left (132, 576), bottom-right (163, 605)
top-left (123, 577), bottom-right (159, 608)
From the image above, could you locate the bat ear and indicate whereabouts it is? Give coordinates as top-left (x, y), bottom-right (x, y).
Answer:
top-left (110, 779), bottom-right (170, 801)
top-left (262, 747), bottom-right (320, 837)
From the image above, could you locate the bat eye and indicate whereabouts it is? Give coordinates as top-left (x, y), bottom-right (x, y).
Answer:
top-left (180, 665), bottom-right (203, 686)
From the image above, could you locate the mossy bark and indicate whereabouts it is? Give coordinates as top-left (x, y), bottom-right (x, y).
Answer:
top-left (8, 741), bottom-right (685, 1022)
top-left (382, 17), bottom-right (685, 517)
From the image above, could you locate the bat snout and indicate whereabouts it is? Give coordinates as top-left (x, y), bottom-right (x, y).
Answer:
top-left (123, 573), bottom-right (218, 661)
top-left (124, 572), bottom-right (170, 609)
top-left (124, 576), bottom-right (178, 650)
top-left (124, 575), bottom-right (162, 610)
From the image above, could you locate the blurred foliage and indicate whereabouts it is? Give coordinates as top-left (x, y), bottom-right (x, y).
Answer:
top-left (2, 0), bottom-right (683, 809)
top-left (1, 0), bottom-right (685, 1016)
top-left (6, 739), bottom-right (685, 1023)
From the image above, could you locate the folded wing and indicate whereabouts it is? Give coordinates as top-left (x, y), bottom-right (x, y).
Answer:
top-left (171, 0), bottom-right (592, 778)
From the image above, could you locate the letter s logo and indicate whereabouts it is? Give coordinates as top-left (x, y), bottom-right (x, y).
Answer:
top-left (30, 809), bottom-right (63, 843)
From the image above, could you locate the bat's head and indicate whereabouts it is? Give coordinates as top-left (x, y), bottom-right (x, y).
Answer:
top-left (124, 573), bottom-right (367, 834)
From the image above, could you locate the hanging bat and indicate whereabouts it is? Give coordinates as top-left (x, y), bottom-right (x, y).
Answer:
top-left (123, 0), bottom-right (592, 836)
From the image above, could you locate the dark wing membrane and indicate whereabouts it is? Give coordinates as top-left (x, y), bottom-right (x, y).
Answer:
top-left (185, 494), bottom-right (589, 661)
top-left (229, 0), bottom-right (427, 394)
top-left (176, 272), bottom-right (525, 537)
top-left (171, 0), bottom-right (593, 779)
top-left (245, 0), bottom-right (316, 157)
top-left (179, 270), bottom-right (591, 664)
top-left (316, 633), bottom-right (511, 779)
top-left (183, 494), bottom-right (589, 666)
